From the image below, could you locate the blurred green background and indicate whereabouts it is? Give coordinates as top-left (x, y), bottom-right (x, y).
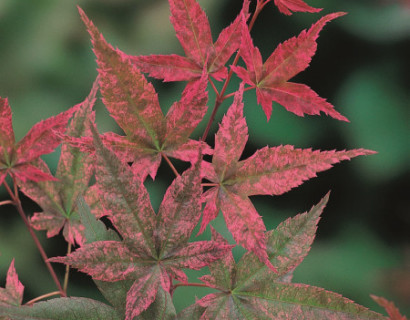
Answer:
top-left (0, 0), bottom-right (409, 317)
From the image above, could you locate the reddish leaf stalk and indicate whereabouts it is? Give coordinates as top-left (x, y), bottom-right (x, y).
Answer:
top-left (25, 291), bottom-right (61, 305)
top-left (172, 282), bottom-right (211, 292)
top-left (208, 77), bottom-right (220, 96)
top-left (201, 2), bottom-right (265, 142)
top-left (201, 183), bottom-right (219, 187)
top-left (63, 242), bottom-right (72, 292)
top-left (0, 199), bottom-right (14, 206)
top-left (162, 153), bottom-right (180, 177)
top-left (2, 179), bottom-right (66, 297)
top-left (223, 85), bottom-right (254, 100)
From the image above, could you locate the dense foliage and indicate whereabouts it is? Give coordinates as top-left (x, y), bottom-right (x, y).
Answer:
top-left (0, 0), bottom-right (407, 319)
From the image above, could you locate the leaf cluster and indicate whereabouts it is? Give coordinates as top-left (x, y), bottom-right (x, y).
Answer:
top-left (0, 0), bottom-right (404, 319)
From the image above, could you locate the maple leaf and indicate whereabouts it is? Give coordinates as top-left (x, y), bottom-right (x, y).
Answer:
top-left (78, 8), bottom-right (211, 181)
top-left (0, 260), bottom-right (24, 309)
top-left (0, 97), bottom-right (78, 185)
top-left (231, 12), bottom-right (348, 121)
top-left (371, 295), bottom-right (407, 320)
top-left (129, 0), bottom-right (250, 82)
top-left (179, 195), bottom-right (386, 320)
top-left (17, 80), bottom-right (99, 246)
top-left (271, 0), bottom-right (322, 15)
top-left (200, 83), bottom-right (375, 271)
top-left (50, 125), bottom-right (232, 320)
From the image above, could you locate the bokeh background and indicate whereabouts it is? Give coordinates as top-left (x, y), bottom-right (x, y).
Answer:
top-left (0, 0), bottom-right (409, 316)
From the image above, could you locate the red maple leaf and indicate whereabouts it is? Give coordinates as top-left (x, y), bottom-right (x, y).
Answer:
top-left (371, 295), bottom-right (408, 320)
top-left (0, 97), bottom-right (78, 186)
top-left (50, 126), bottom-right (232, 320)
top-left (129, 0), bottom-right (250, 82)
top-left (77, 8), bottom-right (212, 181)
top-left (272, 0), bottom-right (322, 15)
top-left (17, 80), bottom-right (100, 246)
top-left (200, 83), bottom-right (375, 271)
top-left (0, 260), bottom-right (24, 307)
top-left (232, 12), bottom-right (348, 121)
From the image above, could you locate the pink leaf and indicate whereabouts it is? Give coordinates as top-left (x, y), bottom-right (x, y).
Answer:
top-left (131, 54), bottom-right (202, 82)
top-left (91, 123), bottom-right (157, 256)
top-left (156, 160), bottom-right (203, 254)
top-left (169, 0), bottom-right (213, 65)
top-left (198, 188), bottom-right (220, 235)
top-left (0, 259), bottom-right (24, 306)
top-left (210, 1), bottom-right (250, 77)
top-left (220, 191), bottom-right (276, 272)
top-left (15, 105), bottom-right (78, 164)
top-left (202, 82), bottom-right (374, 271)
top-left (30, 211), bottom-right (66, 239)
top-left (165, 241), bottom-right (233, 270)
top-left (164, 73), bottom-right (208, 146)
top-left (0, 97), bottom-right (15, 151)
top-left (131, 0), bottom-right (250, 82)
top-left (125, 270), bottom-right (160, 320)
top-left (12, 163), bottom-right (58, 183)
top-left (18, 81), bottom-right (98, 246)
top-left (371, 295), bottom-right (407, 320)
top-left (79, 9), bottom-right (213, 180)
top-left (274, 0), bottom-right (322, 15)
top-left (79, 7), bottom-right (165, 150)
top-left (235, 146), bottom-right (376, 196)
top-left (49, 241), bottom-right (140, 281)
top-left (257, 82), bottom-right (348, 121)
top-left (0, 97), bottom-right (78, 184)
top-left (233, 13), bottom-right (348, 121)
top-left (213, 83), bottom-right (248, 178)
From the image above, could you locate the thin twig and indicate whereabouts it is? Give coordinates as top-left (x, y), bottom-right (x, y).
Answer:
top-left (208, 77), bottom-right (219, 96)
top-left (162, 153), bottom-right (180, 177)
top-left (222, 85), bottom-right (254, 100)
top-left (63, 242), bottom-right (72, 293)
top-left (172, 282), bottom-right (211, 291)
top-left (0, 200), bottom-right (14, 207)
top-left (25, 291), bottom-right (61, 305)
top-left (4, 179), bottom-right (66, 297)
top-left (201, 183), bottom-right (219, 187)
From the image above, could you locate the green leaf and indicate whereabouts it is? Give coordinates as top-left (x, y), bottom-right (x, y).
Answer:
top-left (193, 195), bottom-right (386, 319)
top-left (236, 282), bottom-right (387, 320)
top-left (0, 297), bottom-right (121, 320)
top-left (76, 196), bottom-right (119, 243)
top-left (236, 192), bottom-right (330, 288)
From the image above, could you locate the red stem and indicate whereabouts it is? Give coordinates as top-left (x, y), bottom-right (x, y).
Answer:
top-left (162, 153), bottom-right (180, 177)
top-left (3, 179), bottom-right (66, 297)
top-left (172, 282), bottom-right (211, 291)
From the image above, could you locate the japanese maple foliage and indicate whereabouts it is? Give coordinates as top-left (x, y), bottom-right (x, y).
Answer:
top-left (0, 0), bottom-right (405, 319)
top-left (16, 80), bottom-right (100, 246)
top-left (130, 0), bottom-right (249, 82)
top-left (78, 7), bottom-right (212, 181)
top-left (50, 126), bottom-right (232, 319)
top-left (180, 195), bottom-right (384, 319)
top-left (200, 83), bottom-right (374, 271)
top-left (272, 0), bottom-right (322, 15)
top-left (0, 97), bottom-right (77, 185)
top-left (231, 12), bottom-right (348, 121)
